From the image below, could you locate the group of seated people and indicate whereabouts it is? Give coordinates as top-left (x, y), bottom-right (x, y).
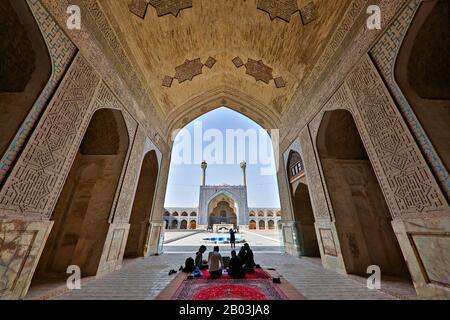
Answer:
top-left (184, 243), bottom-right (257, 279)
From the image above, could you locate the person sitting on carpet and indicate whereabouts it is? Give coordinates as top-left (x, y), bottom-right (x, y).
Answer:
top-left (242, 243), bottom-right (256, 273)
top-left (182, 257), bottom-right (195, 273)
top-left (238, 246), bottom-right (246, 263)
top-left (195, 245), bottom-right (209, 270)
top-left (208, 246), bottom-right (224, 279)
top-left (228, 250), bottom-right (245, 279)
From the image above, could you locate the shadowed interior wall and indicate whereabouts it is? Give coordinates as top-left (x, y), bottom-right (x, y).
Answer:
top-left (395, 0), bottom-right (450, 176)
top-left (125, 151), bottom-right (158, 258)
top-left (292, 183), bottom-right (320, 257)
top-left (317, 110), bottom-right (409, 277)
top-left (32, 109), bottom-right (129, 281)
top-left (0, 0), bottom-right (51, 163)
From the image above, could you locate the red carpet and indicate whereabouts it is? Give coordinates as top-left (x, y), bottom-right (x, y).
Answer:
top-left (171, 269), bottom-right (289, 300)
top-left (198, 268), bottom-right (270, 280)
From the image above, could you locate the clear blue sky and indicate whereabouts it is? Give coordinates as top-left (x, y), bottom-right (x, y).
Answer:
top-left (164, 107), bottom-right (281, 208)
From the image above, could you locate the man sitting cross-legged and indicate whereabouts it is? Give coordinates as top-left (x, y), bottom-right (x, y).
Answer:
top-left (208, 246), bottom-right (224, 279)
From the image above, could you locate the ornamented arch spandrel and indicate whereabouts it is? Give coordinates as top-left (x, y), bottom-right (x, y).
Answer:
top-left (309, 55), bottom-right (448, 219)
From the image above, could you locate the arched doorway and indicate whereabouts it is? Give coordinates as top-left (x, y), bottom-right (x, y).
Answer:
top-left (190, 220), bottom-right (197, 230)
top-left (268, 220), bottom-right (275, 230)
top-left (171, 220), bottom-right (178, 229)
top-left (249, 220), bottom-right (257, 230)
top-left (291, 183), bottom-right (320, 257)
top-left (317, 110), bottom-right (410, 278)
top-left (259, 220), bottom-right (266, 230)
top-left (0, 0), bottom-right (52, 170)
top-left (287, 150), bottom-right (320, 257)
top-left (208, 194), bottom-right (238, 228)
top-left (124, 151), bottom-right (159, 259)
top-left (180, 220), bottom-right (188, 230)
top-left (31, 108), bottom-right (129, 285)
top-left (165, 220), bottom-right (169, 229)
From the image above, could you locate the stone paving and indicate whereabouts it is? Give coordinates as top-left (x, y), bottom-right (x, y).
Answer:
top-left (25, 232), bottom-right (417, 300)
top-left (40, 253), bottom-right (415, 300)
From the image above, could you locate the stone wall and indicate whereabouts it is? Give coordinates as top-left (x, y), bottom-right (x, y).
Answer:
top-left (0, 0), bottom-right (166, 300)
top-left (283, 46), bottom-right (449, 301)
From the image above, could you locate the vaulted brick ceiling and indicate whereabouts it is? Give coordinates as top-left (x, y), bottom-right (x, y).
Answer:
top-left (97, 0), bottom-right (351, 119)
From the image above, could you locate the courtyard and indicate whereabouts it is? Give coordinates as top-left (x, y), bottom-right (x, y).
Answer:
top-left (25, 231), bottom-right (417, 301)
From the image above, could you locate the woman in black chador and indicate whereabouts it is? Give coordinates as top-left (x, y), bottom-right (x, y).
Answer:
top-left (228, 250), bottom-right (245, 279)
top-left (242, 243), bottom-right (256, 273)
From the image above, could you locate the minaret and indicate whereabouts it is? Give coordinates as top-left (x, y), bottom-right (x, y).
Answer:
top-left (240, 161), bottom-right (247, 186)
top-left (201, 161), bottom-right (207, 186)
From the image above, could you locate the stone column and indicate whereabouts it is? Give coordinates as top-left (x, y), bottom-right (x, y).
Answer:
top-left (240, 161), bottom-right (247, 186)
top-left (201, 161), bottom-right (207, 186)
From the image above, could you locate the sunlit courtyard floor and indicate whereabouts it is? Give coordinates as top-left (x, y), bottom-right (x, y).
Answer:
top-left (25, 231), bottom-right (418, 300)
top-left (164, 230), bottom-right (283, 253)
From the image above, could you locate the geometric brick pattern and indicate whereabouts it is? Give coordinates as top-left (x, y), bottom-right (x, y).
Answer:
top-left (0, 56), bottom-right (100, 218)
top-left (112, 129), bottom-right (147, 223)
top-left (163, 57), bottom-right (217, 87)
top-left (162, 75), bottom-right (174, 88)
top-left (149, 0), bottom-right (192, 17)
top-left (309, 55), bottom-right (448, 218)
top-left (281, 0), bottom-right (371, 132)
top-left (175, 58), bottom-right (204, 83)
top-left (129, 0), bottom-right (193, 19)
top-left (370, 0), bottom-right (450, 200)
top-left (204, 57), bottom-right (217, 69)
top-left (233, 57), bottom-right (285, 89)
top-left (0, 0), bottom-right (77, 185)
top-left (274, 77), bottom-right (286, 88)
top-left (300, 1), bottom-right (318, 25)
top-left (257, 0), bottom-right (299, 22)
top-left (245, 59), bottom-right (274, 84)
top-left (129, 0), bottom-right (148, 19)
top-left (345, 57), bottom-right (447, 215)
top-left (232, 56), bottom-right (245, 68)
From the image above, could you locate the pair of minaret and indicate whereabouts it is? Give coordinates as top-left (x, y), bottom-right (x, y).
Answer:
top-left (201, 161), bottom-right (247, 186)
